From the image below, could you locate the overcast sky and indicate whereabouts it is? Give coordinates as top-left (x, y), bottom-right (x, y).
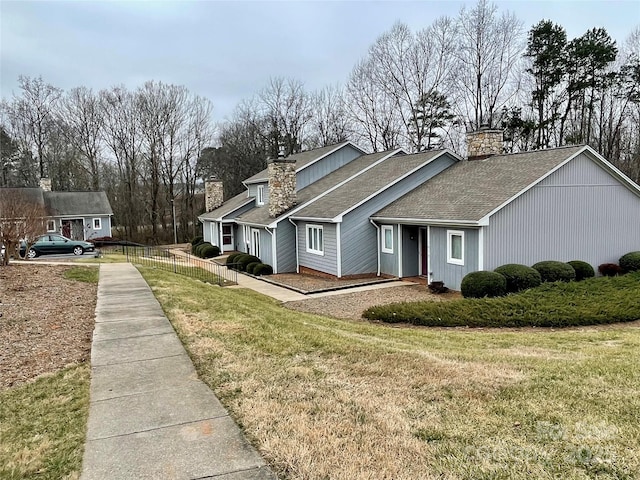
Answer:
top-left (1, 0), bottom-right (638, 123)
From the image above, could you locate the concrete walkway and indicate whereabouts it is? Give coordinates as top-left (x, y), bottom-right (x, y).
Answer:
top-left (81, 263), bottom-right (275, 480)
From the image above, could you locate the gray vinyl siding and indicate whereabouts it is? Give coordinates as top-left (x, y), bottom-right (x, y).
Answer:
top-left (430, 227), bottom-right (479, 290)
top-left (298, 222), bottom-right (338, 276)
top-left (296, 145), bottom-right (363, 189)
top-left (206, 221), bottom-right (218, 245)
top-left (402, 225), bottom-right (419, 277)
top-left (484, 153), bottom-right (640, 271)
top-left (255, 228), bottom-right (273, 266)
top-left (247, 183), bottom-right (267, 206)
top-left (275, 221), bottom-right (298, 273)
top-left (380, 224), bottom-right (398, 276)
top-left (52, 216), bottom-right (111, 241)
top-left (341, 155), bottom-right (456, 276)
top-left (237, 225), bottom-right (247, 253)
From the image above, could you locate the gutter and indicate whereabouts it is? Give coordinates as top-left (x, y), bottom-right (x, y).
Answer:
top-left (369, 219), bottom-right (381, 276)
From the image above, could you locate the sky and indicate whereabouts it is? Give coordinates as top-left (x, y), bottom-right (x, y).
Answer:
top-left (1, 0), bottom-right (639, 123)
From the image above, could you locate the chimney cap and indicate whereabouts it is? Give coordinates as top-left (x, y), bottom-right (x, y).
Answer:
top-left (207, 175), bottom-right (221, 181)
top-left (268, 157), bottom-right (296, 164)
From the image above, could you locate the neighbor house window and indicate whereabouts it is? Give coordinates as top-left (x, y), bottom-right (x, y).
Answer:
top-left (447, 230), bottom-right (464, 265)
top-left (46, 219), bottom-right (56, 232)
top-left (306, 224), bottom-right (324, 255)
top-left (257, 185), bottom-right (264, 205)
top-left (381, 225), bottom-right (394, 254)
top-left (93, 218), bottom-right (102, 230)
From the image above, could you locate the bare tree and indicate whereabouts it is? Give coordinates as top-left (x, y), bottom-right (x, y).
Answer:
top-left (307, 84), bottom-right (351, 148)
top-left (453, 0), bottom-right (524, 130)
top-left (0, 190), bottom-right (46, 265)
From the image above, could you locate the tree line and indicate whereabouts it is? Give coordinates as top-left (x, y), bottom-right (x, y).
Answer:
top-left (2, 0), bottom-right (639, 243)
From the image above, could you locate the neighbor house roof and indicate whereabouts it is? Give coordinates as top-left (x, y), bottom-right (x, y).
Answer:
top-left (236, 150), bottom-right (396, 227)
top-left (0, 188), bottom-right (112, 217)
top-left (372, 145), bottom-right (587, 224)
top-left (290, 149), bottom-right (451, 221)
top-left (44, 191), bottom-right (113, 216)
top-left (198, 191), bottom-right (254, 221)
top-left (243, 141), bottom-right (363, 184)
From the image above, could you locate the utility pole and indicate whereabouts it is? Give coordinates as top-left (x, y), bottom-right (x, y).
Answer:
top-left (171, 198), bottom-right (177, 244)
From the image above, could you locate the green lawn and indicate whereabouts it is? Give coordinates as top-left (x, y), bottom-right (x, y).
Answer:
top-left (0, 364), bottom-right (90, 480)
top-left (141, 268), bottom-right (640, 480)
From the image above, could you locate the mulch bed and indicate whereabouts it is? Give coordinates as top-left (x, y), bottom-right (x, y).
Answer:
top-left (0, 264), bottom-right (97, 389)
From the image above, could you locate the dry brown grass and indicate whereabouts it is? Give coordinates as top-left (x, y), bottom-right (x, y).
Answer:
top-left (143, 268), bottom-right (640, 479)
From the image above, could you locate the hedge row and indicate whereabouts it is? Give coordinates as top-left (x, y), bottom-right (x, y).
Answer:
top-left (190, 238), bottom-right (220, 259)
top-left (225, 253), bottom-right (273, 276)
top-left (364, 272), bottom-right (640, 328)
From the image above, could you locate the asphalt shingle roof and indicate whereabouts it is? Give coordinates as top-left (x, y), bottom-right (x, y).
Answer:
top-left (237, 150), bottom-right (394, 226)
top-left (44, 191), bottom-right (113, 216)
top-left (199, 191), bottom-right (253, 220)
top-left (291, 150), bottom-right (446, 220)
top-left (373, 145), bottom-right (586, 222)
top-left (243, 142), bottom-right (353, 184)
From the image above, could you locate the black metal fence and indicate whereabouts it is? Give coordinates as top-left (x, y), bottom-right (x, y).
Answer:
top-left (103, 244), bottom-right (237, 286)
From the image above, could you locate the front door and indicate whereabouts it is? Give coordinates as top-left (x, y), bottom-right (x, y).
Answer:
top-left (251, 229), bottom-right (260, 258)
top-left (420, 227), bottom-right (428, 277)
top-left (222, 224), bottom-right (234, 251)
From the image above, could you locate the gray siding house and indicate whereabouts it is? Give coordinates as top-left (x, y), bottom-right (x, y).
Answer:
top-left (1, 180), bottom-right (113, 241)
top-left (198, 130), bottom-right (640, 290)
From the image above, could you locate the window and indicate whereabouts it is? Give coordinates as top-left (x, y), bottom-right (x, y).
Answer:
top-left (46, 219), bottom-right (56, 232)
top-left (306, 224), bottom-right (324, 255)
top-left (447, 230), bottom-right (464, 265)
top-left (251, 228), bottom-right (261, 257)
top-left (256, 185), bottom-right (264, 205)
top-left (381, 225), bottom-right (393, 253)
top-left (93, 218), bottom-right (102, 230)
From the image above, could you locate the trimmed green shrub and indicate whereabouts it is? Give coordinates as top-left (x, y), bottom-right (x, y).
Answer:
top-left (200, 244), bottom-right (220, 259)
top-left (191, 238), bottom-right (204, 254)
top-left (238, 255), bottom-right (261, 271)
top-left (191, 236), bottom-right (203, 246)
top-left (195, 242), bottom-right (212, 258)
top-left (599, 263), bottom-right (622, 277)
top-left (567, 260), bottom-right (595, 281)
top-left (460, 271), bottom-right (507, 298)
top-left (226, 253), bottom-right (240, 265)
top-left (494, 264), bottom-right (541, 293)
top-left (246, 262), bottom-right (260, 274)
top-left (229, 254), bottom-right (249, 270)
top-left (532, 261), bottom-right (576, 283)
top-left (619, 251), bottom-right (640, 273)
top-left (254, 263), bottom-right (273, 276)
top-left (363, 271), bottom-right (640, 328)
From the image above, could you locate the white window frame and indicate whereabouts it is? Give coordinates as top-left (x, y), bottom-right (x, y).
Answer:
top-left (256, 185), bottom-right (264, 206)
top-left (306, 224), bottom-right (324, 256)
top-left (46, 219), bottom-right (56, 232)
top-left (381, 225), bottom-right (394, 254)
top-left (92, 218), bottom-right (102, 230)
top-left (251, 228), bottom-right (261, 258)
top-left (447, 230), bottom-right (465, 266)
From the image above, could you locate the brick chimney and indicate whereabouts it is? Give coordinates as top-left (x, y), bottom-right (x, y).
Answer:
top-left (205, 176), bottom-right (224, 212)
top-left (268, 158), bottom-right (296, 218)
top-left (39, 177), bottom-right (52, 191)
top-left (467, 126), bottom-right (504, 160)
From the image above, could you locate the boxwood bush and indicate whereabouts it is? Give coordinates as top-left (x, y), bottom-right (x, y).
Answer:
top-left (532, 261), bottom-right (576, 283)
top-left (493, 264), bottom-right (541, 293)
top-left (619, 251), bottom-right (640, 273)
top-left (363, 272), bottom-right (640, 328)
top-left (567, 260), bottom-right (595, 281)
top-left (254, 263), bottom-right (274, 276)
top-left (200, 244), bottom-right (220, 259)
top-left (191, 236), bottom-right (203, 246)
top-left (226, 253), bottom-right (240, 265)
top-left (246, 262), bottom-right (260, 274)
top-left (195, 242), bottom-right (213, 258)
top-left (599, 263), bottom-right (622, 277)
top-left (191, 238), bottom-right (204, 254)
top-left (460, 271), bottom-right (507, 298)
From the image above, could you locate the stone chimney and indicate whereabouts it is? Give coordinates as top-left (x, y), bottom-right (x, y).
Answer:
top-left (268, 158), bottom-right (296, 218)
top-left (467, 126), bottom-right (504, 160)
top-left (205, 176), bottom-right (224, 212)
top-left (39, 177), bottom-right (52, 191)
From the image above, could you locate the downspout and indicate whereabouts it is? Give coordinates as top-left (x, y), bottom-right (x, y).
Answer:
top-left (265, 226), bottom-right (277, 273)
top-left (427, 225), bottom-right (432, 283)
top-left (478, 226), bottom-right (484, 271)
top-left (369, 219), bottom-right (381, 276)
top-left (397, 223), bottom-right (403, 278)
top-left (288, 218), bottom-right (300, 273)
top-left (336, 222), bottom-right (342, 278)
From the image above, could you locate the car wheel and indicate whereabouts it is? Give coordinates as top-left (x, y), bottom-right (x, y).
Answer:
top-left (73, 246), bottom-right (84, 256)
top-left (27, 248), bottom-right (38, 259)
